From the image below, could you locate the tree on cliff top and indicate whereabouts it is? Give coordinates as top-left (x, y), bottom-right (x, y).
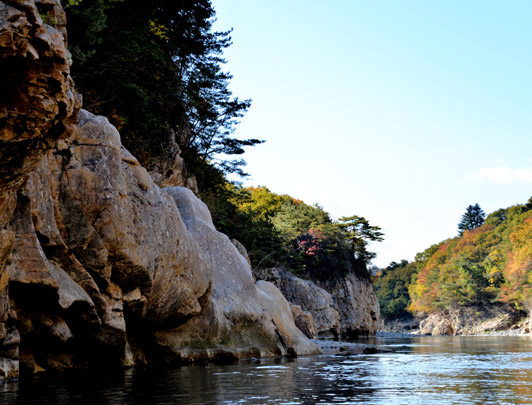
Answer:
top-left (458, 203), bottom-right (486, 235)
top-left (64, 0), bottom-right (261, 180)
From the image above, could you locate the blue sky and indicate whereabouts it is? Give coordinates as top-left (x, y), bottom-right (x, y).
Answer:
top-left (211, 0), bottom-right (532, 267)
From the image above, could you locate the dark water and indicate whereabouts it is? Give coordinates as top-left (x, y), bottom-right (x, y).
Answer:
top-left (3, 336), bottom-right (532, 404)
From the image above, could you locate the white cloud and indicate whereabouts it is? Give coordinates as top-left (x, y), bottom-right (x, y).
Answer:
top-left (463, 166), bottom-right (532, 184)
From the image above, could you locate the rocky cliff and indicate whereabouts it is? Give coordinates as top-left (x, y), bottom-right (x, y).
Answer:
top-left (0, 0), bottom-right (80, 379)
top-left (0, 0), bottom-right (320, 380)
top-left (316, 273), bottom-right (380, 339)
top-left (0, 109), bottom-right (320, 379)
top-left (258, 268), bottom-right (380, 339)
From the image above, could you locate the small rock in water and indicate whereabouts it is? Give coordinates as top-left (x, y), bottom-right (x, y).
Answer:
top-left (363, 347), bottom-right (379, 354)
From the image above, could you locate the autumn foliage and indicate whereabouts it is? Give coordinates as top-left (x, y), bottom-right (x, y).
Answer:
top-left (408, 200), bottom-right (532, 315)
top-left (208, 185), bottom-right (383, 280)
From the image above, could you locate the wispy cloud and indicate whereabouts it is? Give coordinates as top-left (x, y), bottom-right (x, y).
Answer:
top-left (463, 166), bottom-right (532, 184)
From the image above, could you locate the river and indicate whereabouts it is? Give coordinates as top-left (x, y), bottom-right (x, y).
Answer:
top-left (2, 335), bottom-right (532, 404)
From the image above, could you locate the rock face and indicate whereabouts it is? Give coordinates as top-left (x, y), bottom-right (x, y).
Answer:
top-left (418, 304), bottom-right (523, 336)
top-left (261, 268), bottom-right (340, 339)
top-left (0, 0), bottom-right (80, 380)
top-left (316, 273), bottom-right (380, 338)
top-left (148, 141), bottom-right (198, 193)
top-left (290, 303), bottom-right (318, 339)
top-left (0, 0), bottom-right (321, 381)
top-left (0, 0), bottom-right (81, 191)
top-left (0, 0), bottom-right (318, 378)
top-left (0, 110), bottom-right (319, 379)
top-left (258, 268), bottom-right (379, 339)
top-left (155, 187), bottom-right (319, 360)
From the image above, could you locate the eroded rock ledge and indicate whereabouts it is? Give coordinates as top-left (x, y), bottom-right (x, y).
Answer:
top-left (418, 304), bottom-right (524, 336)
top-left (0, 110), bottom-right (319, 380)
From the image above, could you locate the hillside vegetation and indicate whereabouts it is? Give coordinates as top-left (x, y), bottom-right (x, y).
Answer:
top-left (65, 0), bottom-right (261, 185)
top-left (209, 185), bottom-right (383, 280)
top-left (376, 198), bottom-right (532, 320)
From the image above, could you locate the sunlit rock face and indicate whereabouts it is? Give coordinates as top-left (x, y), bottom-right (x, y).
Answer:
top-left (0, 110), bottom-right (319, 379)
top-left (155, 187), bottom-right (320, 361)
top-left (256, 267), bottom-right (379, 340)
top-left (0, 0), bottom-right (80, 380)
top-left (316, 273), bottom-right (380, 339)
top-left (5, 110), bottom-right (212, 373)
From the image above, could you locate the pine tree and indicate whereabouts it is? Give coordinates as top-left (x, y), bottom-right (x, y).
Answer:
top-left (458, 203), bottom-right (486, 235)
top-left (65, 0), bottom-right (262, 178)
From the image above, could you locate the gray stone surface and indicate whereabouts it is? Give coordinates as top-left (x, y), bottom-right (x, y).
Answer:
top-left (0, 111), bottom-right (320, 379)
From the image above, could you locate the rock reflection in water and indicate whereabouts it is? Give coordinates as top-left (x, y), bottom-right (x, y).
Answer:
top-left (3, 336), bottom-right (532, 404)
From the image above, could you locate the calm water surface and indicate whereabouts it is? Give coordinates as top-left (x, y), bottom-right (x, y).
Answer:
top-left (2, 336), bottom-right (532, 404)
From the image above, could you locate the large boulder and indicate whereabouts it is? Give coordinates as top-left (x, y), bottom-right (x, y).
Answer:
top-left (6, 110), bottom-right (212, 370)
top-left (156, 187), bottom-right (320, 361)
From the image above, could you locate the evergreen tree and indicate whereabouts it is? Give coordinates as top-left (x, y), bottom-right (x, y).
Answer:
top-left (64, 0), bottom-right (261, 180)
top-left (336, 215), bottom-right (384, 261)
top-left (458, 204), bottom-right (486, 235)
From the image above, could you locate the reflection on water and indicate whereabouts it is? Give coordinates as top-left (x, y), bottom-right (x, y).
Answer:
top-left (2, 336), bottom-right (532, 404)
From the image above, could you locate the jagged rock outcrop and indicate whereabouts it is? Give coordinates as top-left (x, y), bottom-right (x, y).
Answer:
top-left (418, 304), bottom-right (523, 336)
top-left (258, 268), bottom-right (379, 339)
top-left (148, 145), bottom-right (199, 193)
top-left (0, 0), bottom-right (80, 380)
top-left (0, 0), bottom-right (80, 191)
top-left (0, 110), bottom-right (319, 379)
top-left (260, 268), bottom-right (340, 338)
top-left (316, 273), bottom-right (380, 338)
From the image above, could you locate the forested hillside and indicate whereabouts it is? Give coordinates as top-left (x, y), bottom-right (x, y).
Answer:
top-left (376, 198), bottom-right (532, 321)
top-left (209, 185), bottom-right (383, 280)
top-left (374, 260), bottom-right (416, 321)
